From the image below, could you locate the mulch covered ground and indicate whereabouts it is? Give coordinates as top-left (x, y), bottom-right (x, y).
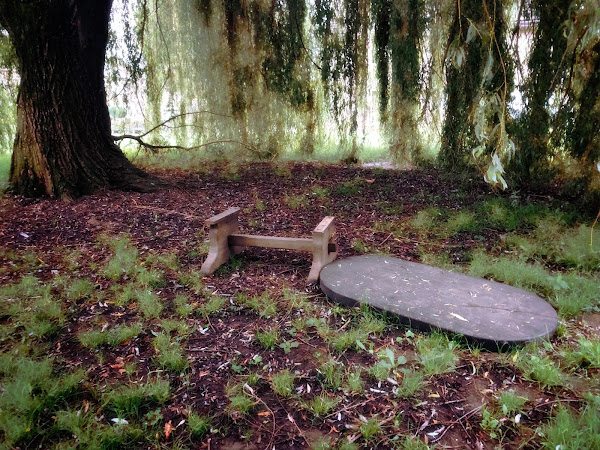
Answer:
top-left (0, 163), bottom-right (590, 449)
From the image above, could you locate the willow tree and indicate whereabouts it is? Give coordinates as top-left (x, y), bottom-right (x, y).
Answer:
top-left (314, 0), bottom-right (370, 160)
top-left (373, 0), bottom-right (425, 160)
top-left (0, 0), bottom-right (155, 198)
top-left (511, 0), bottom-right (570, 182)
top-left (439, 0), bottom-right (513, 182)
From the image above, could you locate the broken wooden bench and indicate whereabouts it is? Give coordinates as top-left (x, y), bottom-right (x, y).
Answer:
top-left (200, 207), bottom-right (338, 283)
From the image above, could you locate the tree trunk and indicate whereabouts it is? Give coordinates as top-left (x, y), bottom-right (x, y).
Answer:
top-left (0, 0), bottom-right (156, 198)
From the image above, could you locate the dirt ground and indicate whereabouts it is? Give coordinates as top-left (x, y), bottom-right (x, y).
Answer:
top-left (0, 163), bottom-right (594, 449)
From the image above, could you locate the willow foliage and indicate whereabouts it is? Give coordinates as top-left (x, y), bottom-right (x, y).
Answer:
top-left (1, 0), bottom-right (598, 193)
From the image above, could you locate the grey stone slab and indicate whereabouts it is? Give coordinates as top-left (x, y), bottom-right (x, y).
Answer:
top-left (320, 255), bottom-right (558, 349)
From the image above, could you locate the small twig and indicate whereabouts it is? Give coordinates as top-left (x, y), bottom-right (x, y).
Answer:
top-left (433, 405), bottom-right (482, 443)
top-left (277, 400), bottom-right (310, 447)
top-left (243, 384), bottom-right (276, 449)
top-left (129, 203), bottom-right (203, 221)
top-left (380, 233), bottom-right (394, 246)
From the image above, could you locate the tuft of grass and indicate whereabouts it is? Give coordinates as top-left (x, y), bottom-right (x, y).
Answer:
top-left (469, 252), bottom-right (551, 292)
top-left (396, 369), bottom-right (427, 398)
top-left (79, 323), bottom-right (143, 348)
top-left (114, 284), bottom-right (136, 307)
top-left (396, 436), bottom-right (434, 449)
top-left (477, 198), bottom-right (548, 232)
top-left (329, 327), bottom-right (363, 353)
top-left (255, 326), bottom-right (280, 350)
top-left (66, 278), bottom-right (95, 301)
top-left (271, 370), bottom-right (296, 397)
top-left (469, 251), bottom-right (598, 318)
top-left (310, 185), bottom-right (330, 200)
top-left (306, 393), bottom-right (339, 418)
top-left (343, 368), bottom-right (364, 395)
top-left (514, 349), bottom-right (565, 388)
top-left (540, 394), bottom-right (600, 449)
top-left (563, 338), bottom-right (600, 370)
top-left (236, 291), bottom-right (277, 317)
top-left (0, 276), bottom-right (65, 340)
top-left (0, 357), bottom-right (87, 445)
top-left (351, 238), bottom-right (371, 253)
top-left (359, 416), bottom-right (383, 441)
top-left (415, 333), bottom-right (458, 376)
top-left (160, 318), bottom-right (191, 336)
top-left (152, 332), bottom-right (189, 372)
top-left (188, 411), bottom-right (212, 438)
top-left (284, 193), bottom-right (308, 209)
top-left (225, 381), bottom-right (256, 418)
top-left (178, 270), bottom-right (206, 294)
top-left (101, 235), bottom-right (139, 280)
top-left (445, 210), bottom-right (479, 235)
top-left (174, 294), bottom-right (195, 317)
top-left (102, 378), bottom-right (171, 420)
top-left (197, 295), bottom-right (226, 318)
top-left (136, 290), bottom-right (164, 318)
top-left (317, 358), bottom-right (344, 390)
top-left (411, 207), bottom-right (443, 235)
top-left (496, 390), bottom-right (528, 416)
top-left (511, 216), bottom-right (600, 272)
top-left (136, 268), bottom-right (167, 288)
top-left (334, 179), bottom-right (363, 197)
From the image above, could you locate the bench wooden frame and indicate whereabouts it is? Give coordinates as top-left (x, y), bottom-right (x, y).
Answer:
top-left (200, 207), bottom-right (338, 283)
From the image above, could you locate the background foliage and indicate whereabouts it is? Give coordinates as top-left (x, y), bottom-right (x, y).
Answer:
top-left (1, 0), bottom-right (599, 193)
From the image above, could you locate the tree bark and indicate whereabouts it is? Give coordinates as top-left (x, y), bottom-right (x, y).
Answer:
top-left (0, 0), bottom-right (157, 198)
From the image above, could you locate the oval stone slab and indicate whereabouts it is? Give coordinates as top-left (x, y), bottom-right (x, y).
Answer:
top-left (320, 255), bottom-right (558, 349)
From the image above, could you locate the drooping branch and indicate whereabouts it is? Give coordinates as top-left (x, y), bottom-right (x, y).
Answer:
top-left (112, 111), bottom-right (261, 157)
top-left (112, 111), bottom-right (233, 141)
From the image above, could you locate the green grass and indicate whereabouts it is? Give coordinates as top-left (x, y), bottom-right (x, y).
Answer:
top-left (102, 378), bottom-right (171, 420)
top-left (271, 370), bottom-right (296, 397)
top-left (284, 193), bottom-right (309, 209)
top-left (343, 367), bottom-right (365, 395)
top-left (411, 207), bottom-right (444, 235)
top-left (136, 289), bottom-right (164, 318)
top-left (562, 338), bottom-right (600, 370)
top-left (469, 251), bottom-right (599, 318)
top-left (225, 381), bottom-right (256, 418)
top-left (66, 278), bottom-right (95, 301)
top-left (415, 333), bottom-right (458, 376)
top-left (395, 369), bottom-right (427, 398)
top-left (255, 326), bottom-right (280, 350)
top-left (100, 234), bottom-right (140, 280)
top-left (79, 322), bottom-right (143, 348)
top-left (506, 217), bottom-right (600, 271)
top-left (236, 291), bottom-right (277, 317)
top-left (0, 275), bottom-right (65, 340)
top-left (0, 152), bottom-right (9, 190)
top-left (0, 357), bottom-right (87, 446)
top-left (540, 395), bottom-right (600, 449)
top-left (188, 412), bottom-right (212, 438)
top-left (2, 164), bottom-right (600, 449)
top-left (197, 295), bottom-right (226, 318)
top-left (306, 393), bottom-right (339, 418)
top-left (317, 358), bottom-right (344, 390)
top-left (514, 348), bottom-right (566, 388)
top-left (359, 416), bottom-right (383, 441)
top-left (152, 332), bottom-right (189, 372)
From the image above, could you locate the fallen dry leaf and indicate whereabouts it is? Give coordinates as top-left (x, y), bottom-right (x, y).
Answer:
top-left (164, 420), bottom-right (173, 440)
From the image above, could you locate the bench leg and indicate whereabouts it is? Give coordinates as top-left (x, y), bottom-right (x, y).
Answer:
top-left (307, 217), bottom-right (337, 283)
top-left (200, 214), bottom-right (239, 275)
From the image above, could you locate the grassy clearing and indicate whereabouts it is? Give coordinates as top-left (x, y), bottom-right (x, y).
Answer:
top-left (1, 164), bottom-right (599, 448)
